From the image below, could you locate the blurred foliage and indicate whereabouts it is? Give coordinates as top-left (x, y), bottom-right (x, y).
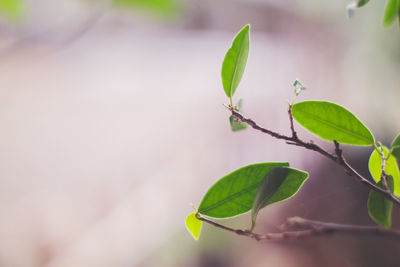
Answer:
top-left (357, 0), bottom-right (370, 7)
top-left (382, 0), bottom-right (399, 27)
top-left (112, 0), bottom-right (180, 18)
top-left (355, 0), bottom-right (400, 27)
top-left (0, 0), bottom-right (23, 20)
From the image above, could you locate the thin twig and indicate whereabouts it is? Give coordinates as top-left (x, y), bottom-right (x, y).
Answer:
top-left (231, 110), bottom-right (292, 142)
top-left (377, 146), bottom-right (389, 191)
top-left (284, 217), bottom-right (400, 239)
top-left (231, 109), bottom-right (400, 207)
top-left (196, 214), bottom-right (321, 241)
top-left (288, 105), bottom-right (298, 139)
top-left (231, 110), bottom-right (336, 161)
top-left (333, 141), bottom-right (400, 205)
top-left (196, 214), bottom-right (400, 241)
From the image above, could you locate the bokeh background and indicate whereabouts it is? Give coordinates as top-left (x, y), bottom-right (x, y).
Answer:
top-left (0, 0), bottom-right (399, 266)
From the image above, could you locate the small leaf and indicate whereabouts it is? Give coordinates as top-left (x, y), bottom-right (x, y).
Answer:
top-left (368, 146), bottom-right (400, 196)
top-left (293, 79), bottom-right (306, 96)
top-left (198, 162), bottom-right (289, 218)
top-left (229, 99), bottom-right (247, 132)
top-left (229, 116), bottom-right (247, 132)
top-left (383, 0), bottom-right (399, 27)
top-left (368, 176), bottom-right (394, 228)
top-left (357, 0), bottom-right (370, 7)
top-left (221, 24), bottom-right (250, 102)
top-left (391, 134), bottom-right (400, 159)
top-left (185, 213), bottom-right (202, 240)
top-left (292, 101), bottom-right (374, 146)
top-left (251, 167), bottom-right (308, 230)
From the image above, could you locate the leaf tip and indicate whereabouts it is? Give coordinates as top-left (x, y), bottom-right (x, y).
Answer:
top-left (185, 212), bottom-right (202, 240)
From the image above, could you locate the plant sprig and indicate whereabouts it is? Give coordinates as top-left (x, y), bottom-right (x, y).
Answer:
top-left (186, 24), bottom-right (400, 242)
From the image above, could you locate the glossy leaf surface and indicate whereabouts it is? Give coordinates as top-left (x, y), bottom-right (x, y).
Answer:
top-left (185, 213), bottom-right (202, 240)
top-left (369, 146), bottom-right (400, 196)
top-left (292, 101), bottom-right (374, 146)
top-left (198, 162), bottom-right (289, 218)
top-left (251, 167), bottom-right (308, 230)
top-left (368, 176), bottom-right (394, 228)
top-left (221, 25), bottom-right (250, 101)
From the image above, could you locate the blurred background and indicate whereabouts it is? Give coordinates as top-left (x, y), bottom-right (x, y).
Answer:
top-left (0, 0), bottom-right (399, 266)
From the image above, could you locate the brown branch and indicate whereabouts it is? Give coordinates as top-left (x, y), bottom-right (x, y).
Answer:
top-left (333, 141), bottom-right (400, 206)
top-left (231, 110), bottom-right (293, 142)
top-left (196, 214), bottom-right (321, 241)
top-left (196, 214), bottom-right (400, 241)
top-left (284, 217), bottom-right (400, 239)
top-left (231, 110), bottom-right (400, 208)
top-left (231, 110), bottom-right (336, 161)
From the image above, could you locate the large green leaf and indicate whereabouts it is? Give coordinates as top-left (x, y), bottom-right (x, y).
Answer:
top-left (0, 0), bottom-right (23, 20)
top-left (368, 176), bottom-right (394, 228)
top-left (229, 99), bottom-right (247, 132)
top-left (185, 212), bottom-right (202, 240)
top-left (368, 146), bottom-right (400, 196)
top-left (251, 167), bottom-right (308, 230)
top-left (391, 134), bottom-right (400, 159)
top-left (383, 0), bottom-right (399, 26)
top-left (198, 162), bottom-right (289, 218)
top-left (292, 101), bottom-right (374, 146)
top-left (221, 24), bottom-right (250, 102)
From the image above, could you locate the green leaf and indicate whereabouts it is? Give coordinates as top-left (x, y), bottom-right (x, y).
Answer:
top-left (398, 7), bottom-right (400, 29)
top-left (229, 116), bottom-right (247, 132)
top-left (251, 167), bottom-right (308, 230)
top-left (0, 0), bottom-right (23, 20)
top-left (293, 79), bottom-right (306, 96)
top-left (229, 99), bottom-right (247, 132)
top-left (383, 0), bottom-right (399, 26)
top-left (391, 134), bottom-right (400, 159)
top-left (198, 162), bottom-right (289, 218)
top-left (112, 0), bottom-right (179, 18)
top-left (368, 146), bottom-right (400, 196)
top-left (221, 24), bottom-right (250, 103)
top-left (292, 101), bottom-right (374, 146)
top-left (368, 176), bottom-right (394, 228)
top-left (185, 212), bottom-right (202, 240)
top-left (357, 0), bottom-right (370, 7)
